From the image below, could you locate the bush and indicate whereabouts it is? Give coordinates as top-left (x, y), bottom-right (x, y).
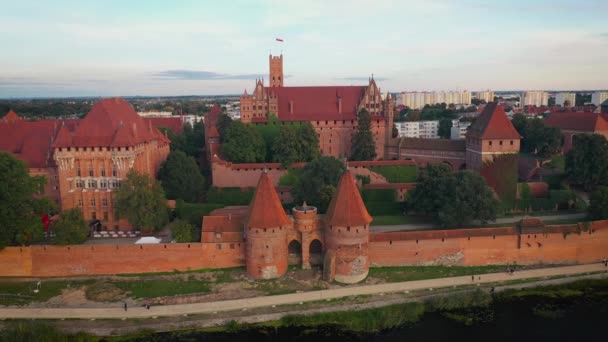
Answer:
top-left (544, 174), bottom-right (567, 190)
top-left (169, 219), bottom-right (195, 243)
top-left (278, 168), bottom-right (302, 186)
top-left (175, 201), bottom-right (225, 226)
top-left (369, 165), bottom-right (417, 183)
top-left (361, 189), bottom-right (396, 202)
top-left (206, 187), bottom-right (254, 205)
top-left (365, 202), bottom-right (403, 216)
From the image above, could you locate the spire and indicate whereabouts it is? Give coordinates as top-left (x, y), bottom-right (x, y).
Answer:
top-left (324, 170), bottom-right (372, 227)
top-left (2, 109), bottom-right (21, 122)
top-left (246, 172), bottom-right (291, 229)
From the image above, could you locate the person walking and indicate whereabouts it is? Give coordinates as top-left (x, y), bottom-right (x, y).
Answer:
top-left (471, 275), bottom-right (475, 282)
top-left (123, 302), bottom-right (128, 311)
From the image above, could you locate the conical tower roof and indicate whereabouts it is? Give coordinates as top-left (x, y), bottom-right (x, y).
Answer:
top-left (466, 102), bottom-right (520, 140)
top-left (324, 170), bottom-right (372, 227)
top-left (246, 172), bottom-right (291, 229)
top-left (2, 109), bottom-right (21, 122)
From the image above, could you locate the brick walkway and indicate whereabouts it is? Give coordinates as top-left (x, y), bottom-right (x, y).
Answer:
top-left (1, 263), bottom-right (605, 319)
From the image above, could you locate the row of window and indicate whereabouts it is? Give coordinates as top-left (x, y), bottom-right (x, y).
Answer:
top-left (488, 140), bottom-right (514, 146)
top-left (77, 168), bottom-right (118, 177)
top-left (75, 179), bottom-right (121, 189)
top-left (78, 197), bottom-right (110, 208)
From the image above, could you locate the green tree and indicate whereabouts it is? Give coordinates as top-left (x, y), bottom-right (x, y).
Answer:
top-left (438, 118), bottom-right (452, 139)
top-left (221, 121), bottom-right (266, 163)
top-left (272, 123), bottom-right (320, 166)
top-left (512, 115), bottom-right (562, 157)
top-left (351, 109), bottom-right (377, 161)
top-left (0, 152), bottom-right (47, 248)
top-left (588, 186), bottom-right (608, 220)
top-left (292, 156), bottom-right (346, 213)
top-left (565, 134), bottom-right (608, 191)
top-left (407, 164), bottom-right (498, 227)
top-left (392, 124), bottom-right (399, 138)
top-left (216, 113), bottom-right (233, 141)
top-left (114, 171), bottom-right (169, 233)
top-left (164, 121), bottom-right (205, 160)
top-left (169, 219), bottom-right (194, 243)
top-left (52, 208), bottom-right (88, 245)
top-left (158, 151), bottom-right (206, 202)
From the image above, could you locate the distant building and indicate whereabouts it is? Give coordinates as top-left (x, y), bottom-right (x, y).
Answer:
top-left (475, 90), bottom-right (495, 103)
top-left (397, 91), bottom-right (471, 109)
top-left (545, 111), bottom-right (608, 152)
top-left (522, 91), bottom-right (549, 107)
top-left (394, 121), bottom-right (439, 139)
top-left (137, 111), bottom-right (202, 130)
top-left (555, 92), bottom-right (576, 107)
top-left (450, 120), bottom-right (471, 140)
top-left (591, 92), bottom-right (608, 106)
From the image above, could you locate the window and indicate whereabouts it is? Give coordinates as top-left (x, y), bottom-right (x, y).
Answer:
top-left (78, 199), bottom-right (83, 208)
top-left (499, 140), bottom-right (503, 145)
top-left (76, 180), bottom-right (85, 188)
top-left (101, 168), bottom-right (106, 177)
top-left (90, 198), bottom-right (96, 207)
top-left (103, 211), bottom-right (108, 221)
top-left (99, 179), bottom-right (107, 188)
top-left (510, 140), bottom-right (514, 145)
top-left (88, 168), bottom-right (94, 177)
top-left (112, 168), bottom-right (117, 177)
top-left (102, 197), bottom-right (108, 207)
top-left (489, 141), bottom-right (493, 146)
top-left (87, 179), bottom-right (96, 188)
top-left (77, 168), bottom-right (81, 177)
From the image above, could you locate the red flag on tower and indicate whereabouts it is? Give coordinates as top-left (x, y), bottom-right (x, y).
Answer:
top-left (275, 38), bottom-right (284, 42)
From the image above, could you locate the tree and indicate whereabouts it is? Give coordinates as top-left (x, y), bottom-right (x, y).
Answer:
top-left (158, 151), bottom-right (206, 202)
top-left (216, 113), bottom-right (233, 142)
top-left (221, 121), bottom-right (266, 163)
top-left (169, 219), bottom-right (194, 243)
top-left (512, 114), bottom-right (562, 157)
top-left (588, 186), bottom-right (608, 220)
top-left (406, 164), bottom-right (498, 227)
top-left (392, 124), bottom-right (399, 138)
top-left (438, 118), bottom-right (452, 139)
top-left (164, 121), bottom-right (205, 160)
top-left (114, 171), bottom-right (169, 233)
top-left (0, 152), bottom-right (48, 248)
top-left (52, 208), bottom-right (88, 245)
top-left (292, 156), bottom-right (346, 213)
top-left (271, 123), bottom-right (320, 166)
top-left (566, 134), bottom-right (608, 191)
top-left (351, 109), bottom-right (377, 161)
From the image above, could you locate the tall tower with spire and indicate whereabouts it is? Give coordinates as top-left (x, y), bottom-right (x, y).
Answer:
top-left (244, 171), bottom-right (291, 279)
top-left (323, 169), bottom-right (373, 283)
top-left (269, 54), bottom-right (283, 87)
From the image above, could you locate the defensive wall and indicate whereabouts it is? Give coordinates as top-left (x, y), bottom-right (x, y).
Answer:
top-left (211, 157), bottom-right (416, 188)
top-left (1, 220), bottom-right (607, 278)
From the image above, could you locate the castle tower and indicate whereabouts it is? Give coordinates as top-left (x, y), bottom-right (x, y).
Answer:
top-left (269, 54), bottom-right (283, 87)
top-left (292, 202), bottom-right (318, 269)
top-left (323, 170), bottom-right (373, 284)
top-left (384, 92), bottom-right (395, 156)
top-left (465, 102), bottom-right (521, 171)
top-left (244, 171), bottom-right (291, 279)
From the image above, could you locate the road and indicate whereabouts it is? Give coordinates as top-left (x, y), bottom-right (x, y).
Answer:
top-left (0, 262), bottom-right (605, 319)
top-left (371, 213), bottom-right (586, 233)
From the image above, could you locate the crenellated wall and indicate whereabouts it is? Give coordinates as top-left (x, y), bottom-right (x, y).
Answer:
top-left (1, 220), bottom-right (607, 278)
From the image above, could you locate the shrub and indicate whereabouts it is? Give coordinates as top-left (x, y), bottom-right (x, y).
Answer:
top-left (206, 187), bottom-right (254, 205)
top-left (175, 201), bottom-right (225, 226)
top-left (368, 165), bottom-right (417, 183)
top-left (169, 219), bottom-right (195, 243)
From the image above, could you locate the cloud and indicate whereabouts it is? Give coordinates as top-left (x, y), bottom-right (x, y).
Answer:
top-left (339, 76), bottom-right (388, 82)
top-left (151, 70), bottom-right (263, 81)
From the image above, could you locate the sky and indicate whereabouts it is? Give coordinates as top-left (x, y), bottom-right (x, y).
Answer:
top-left (0, 0), bottom-right (607, 98)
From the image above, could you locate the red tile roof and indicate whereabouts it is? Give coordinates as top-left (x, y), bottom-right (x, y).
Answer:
top-left (2, 110), bottom-right (22, 122)
top-left (65, 98), bottom-right (165, 147)
top-left (53, 124), bottom-right (73, 147)
top-left (202, 215), bottom-right (245, 233)
top-left (545, 111), bottom-right (608, 133)
top-left (324, 170), bottom-right (373, 227)
top-left (466, 102), bottom-right (521, 140)
top-left (143, 117), bottom-right (184, 135)
top-left (266, 86), bottom-right (368, 121)
top-left (245, 172), bottom-right (291, 228)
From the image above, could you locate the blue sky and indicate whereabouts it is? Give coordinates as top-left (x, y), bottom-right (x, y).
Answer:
top-left (0, 0), bottom-right (607, 97)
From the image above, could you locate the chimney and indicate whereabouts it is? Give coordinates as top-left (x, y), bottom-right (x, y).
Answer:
top-left (338, 96), bottom-right (342, 114)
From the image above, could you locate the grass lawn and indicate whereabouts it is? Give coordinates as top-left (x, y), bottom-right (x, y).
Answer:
top-left (371, 215), bottom-right (432, 226)
top-left (369, 165), bottom-right (417, 183)
top-left (113, 279), bottom-right (211, 298)
top-left (369, 265), bottom-right (532, 283)
top-left (0, 280), bottom-right (91, 306)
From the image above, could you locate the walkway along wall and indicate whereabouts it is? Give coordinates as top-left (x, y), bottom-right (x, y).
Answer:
top-left (1, 220), bottom-right (607, 277)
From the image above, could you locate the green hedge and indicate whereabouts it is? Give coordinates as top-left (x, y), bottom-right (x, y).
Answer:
top-left (362, 189), bottom-right (397, 202)
top-left (175, 201), bottom-right (226, 226)
top-left (515, 189), bottom-right (576, 212)
top-left (206, 187), bottom-right (254, 205)
top-left (543, 174), bottom-right (567, 190)
top-left (278, 168), bottom-right (302, 186)
top-left (365, 201), bottom-right (403, 216)
top-left (368, 165), bottom-right (417, 183)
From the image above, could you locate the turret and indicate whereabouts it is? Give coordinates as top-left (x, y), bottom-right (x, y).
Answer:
top-left (323, 170), bottom-right (373, 283)
top-left (292, 202), bottom-right (319, 269)
top-left (244, 171), bottom-right (291, 279)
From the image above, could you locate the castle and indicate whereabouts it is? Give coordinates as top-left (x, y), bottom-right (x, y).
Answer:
top-left (0, 99), bottom-right (171, 230)
top-left (203, 168), bottom-right (374, 283)
top-left (239, 54), bottom-right (394, 159)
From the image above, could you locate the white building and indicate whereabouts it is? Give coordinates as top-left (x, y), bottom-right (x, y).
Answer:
top-left (394, 121), bottom-right (439, 139)
top-left (591, 92), bottom-right (608, 106)
top-left (397, 91), bottom-right (472, 109)
top-left (475, 90), bottom-right (495, 103)
top-left (137, 111), bottom-right (203, 127)
top-left (137, 111), bottom-right (173, 117)
top-left (450, 120), bottom-right (471, 140)
top-left (555, 92), bottom-right (576, 107)
top-left (522, 91), bottom-right (549, 107)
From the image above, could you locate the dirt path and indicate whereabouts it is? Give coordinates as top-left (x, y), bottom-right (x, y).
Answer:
top-left (1, 263), bottom-right (605, 319)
